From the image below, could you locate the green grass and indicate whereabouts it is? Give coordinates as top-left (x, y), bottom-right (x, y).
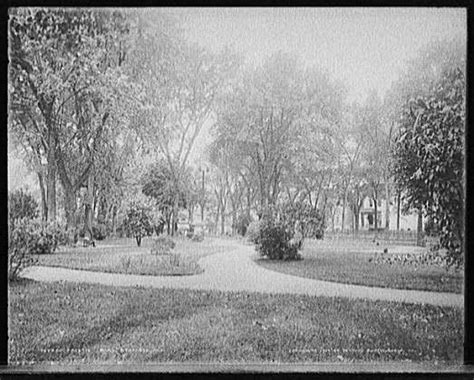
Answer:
top-left (35, 237), bottom-right (234, 276)
top-left (255, 239), bottom-right (463, 293)
top-left (9, 279), bottom-right (462, 365)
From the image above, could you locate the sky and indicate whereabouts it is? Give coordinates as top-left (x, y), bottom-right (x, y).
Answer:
top-left (164, 7), bottom-right (466, 103)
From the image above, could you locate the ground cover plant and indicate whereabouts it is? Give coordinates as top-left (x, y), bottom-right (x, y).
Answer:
top-left (255, 239), bottom-right (463, 293)
top-left (35, 237), bottom-right (233, 276)
top-left (9, 279), bottom-right (462, 365)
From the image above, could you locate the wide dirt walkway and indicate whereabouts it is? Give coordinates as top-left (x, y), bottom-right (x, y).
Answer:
top-left (21, 239), bottom-right (463, 308)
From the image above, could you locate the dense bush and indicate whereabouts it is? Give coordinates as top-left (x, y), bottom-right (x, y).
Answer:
top-left (8, 218), bottom-right (38, 281)
top-left (8, 189), bottom-right (38, 222)
top-left (254, 217), bottom-right (302, 261)
top-left (191, 233), bottom-right (204, 242)
top-left (122, 202), bottom-right (154, 246)
top-left (279, 201), bottom-right (325, 239)
top-left (92, 223), bottom-right (108, 240)
top-left (151, 236), bottom-right (176, 255)
top-left (233, 214), bottom-right (252, 236)
top-left (29, 222), bottom-right (64, 255)
top-left (246, 220), bottom-right (261, 243)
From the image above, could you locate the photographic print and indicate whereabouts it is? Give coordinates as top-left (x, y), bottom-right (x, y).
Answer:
top-left (7, 7), bottom-right (465, 370)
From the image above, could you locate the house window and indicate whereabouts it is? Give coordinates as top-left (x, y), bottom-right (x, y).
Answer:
top-left (369, 200), bottom-right (373, 207)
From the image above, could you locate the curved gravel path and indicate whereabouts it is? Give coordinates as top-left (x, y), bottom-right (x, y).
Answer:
top-left (21, 240), bottom-right (463, 308)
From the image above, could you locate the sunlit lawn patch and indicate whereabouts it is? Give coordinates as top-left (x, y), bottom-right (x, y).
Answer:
top-left (9, 279), bottom-right (462, 365)
top-left (255, 239), bottom-right (463, 293)
top-left (35, 237), bottom-right (234, 276)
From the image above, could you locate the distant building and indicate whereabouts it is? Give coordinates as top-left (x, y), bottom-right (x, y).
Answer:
top-left (332, 195), bottom-right (419, 232)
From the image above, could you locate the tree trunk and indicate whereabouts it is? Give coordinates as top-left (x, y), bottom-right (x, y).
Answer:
top-left (220, 209), bottom-right (225, 235)
top-left (64, 187), bottom-right (77, 240)
top-left (215, 203), bottom-right (220, 236)
top-left (84, 173), bottom-right (95, 240)
top-left (385, 181), bottom-right (390, 229)
top-left (112, 205), bottom-right (117, 236)
top-left (374, 196), bottom-right (378, 233)
top-left (397, 191), bottom-right (401, 231)
top-left (200, 202), bottom-right (205, 222)
top-left (46, 160), bottom-right (56, 222)
top-left (341, 193), bottom-right (347, 233)
top-left (136, 235), bottom-right (142, 247)
top-left (354, 207), bottom-right (359, 231)
top-left (171, 192), bottom-right (179, 237)
top-left (37, 171), bottom-right (48, 221)
top-left (416, 209), bottom-right (424, 247)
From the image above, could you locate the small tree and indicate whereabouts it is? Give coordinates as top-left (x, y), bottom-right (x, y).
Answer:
top-left (122, 202), bottom-right (154, 246)
top-left (8, 189), bottom-right (38, 223)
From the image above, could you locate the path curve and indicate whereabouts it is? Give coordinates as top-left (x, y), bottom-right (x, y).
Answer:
top-left (21, 240), bottom-right (463, 308)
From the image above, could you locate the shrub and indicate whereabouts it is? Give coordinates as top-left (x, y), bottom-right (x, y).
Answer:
top-left (255, 217), bottom-right (301, 261)
top-left (233, 214), bottom-right (252, 236)
top-left (191, 233), bottom-right (204, 242)
top-left (92, 223), bottom-right (108, 241)
top-left (8, 189), bottom-right (38, 222)
top-left (279, 201), bottom-right (325, 240)
top-left (8, 218), bottom-right (39, 281)
top-left (246, 220), bottom-right (261, 243)
top-left (151, 236), bottom-right (176, 255)
top-left (29, 222), bottom-right (61, 255)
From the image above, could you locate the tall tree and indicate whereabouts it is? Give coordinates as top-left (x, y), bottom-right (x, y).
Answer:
top-left (9, 8), bottom-right (135, 236)
top-left (392, 66), bottom-right (465, 265)
top-left (130, 11), bottom-right (238, 235)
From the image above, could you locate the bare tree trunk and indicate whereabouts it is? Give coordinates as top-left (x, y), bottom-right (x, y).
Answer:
top-left (341, 193), bottom-right (347, 233)
top-left (416, 209), bottom-right (424, 247)
top-left (385, 180), bottom-right (390, 229)
top-left (354, 207), bottom-right (359, 231)
top-left (46, 159), bottom-right (56, 221)
top-left (64, 187), bottom-right (77, 236)
top-left (37, 171), bottom-right (48, 221)
top-left (171, 193), bottom-right (178, 237)
top-left (84, 173), bottom-right (94, 240)
top-left (112, 205), bottom-right (117, 236)
top-left (374, 196), bottom-right (378, 234)
top-left (221, 209), bottom-right (225, 235)
top-left (397, 191), bottom-right (401, 231)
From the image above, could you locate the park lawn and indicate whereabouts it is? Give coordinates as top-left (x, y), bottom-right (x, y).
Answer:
top-left (255, 239), bottom-right (463, 294)
top-left (35, 237), bottom-right (234, 276)
top-left (9, 279), bottom-right (462, 365)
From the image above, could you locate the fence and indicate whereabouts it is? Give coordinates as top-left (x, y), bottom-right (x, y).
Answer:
top-left (324, 229), bottom-right (419, 246)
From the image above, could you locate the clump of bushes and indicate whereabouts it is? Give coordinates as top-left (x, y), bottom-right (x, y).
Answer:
top-left (151, 235), bottom-right (176, 255)
top-left (8, 218), bottom-right (39, 281)
top-left (246, 220), bottom-right (261, 243)
top-left (191, 233), bottom-right (204, 242)
top-left (92, 223), bottom-right (108, 241)
top-left (233, 214), bottom-right (252, 236)
top-left (8, 189), bottom-right (39, 222)
top-left (279, 201), bottom-right (325, 240)
top-left (254, 217), bottom-right (302, 261)
top-left (8, 219), bottom-right (67, 281)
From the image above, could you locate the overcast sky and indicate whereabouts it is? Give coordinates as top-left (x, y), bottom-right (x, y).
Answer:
top-left (164, 7), bottom-right (466, 103)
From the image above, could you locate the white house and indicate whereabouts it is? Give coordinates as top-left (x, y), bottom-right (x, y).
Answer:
top-left (332, 195), bottom-right (419, 232)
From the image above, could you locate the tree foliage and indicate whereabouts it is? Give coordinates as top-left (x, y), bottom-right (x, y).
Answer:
top-left (392, 66), bottom-right (465, 266)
